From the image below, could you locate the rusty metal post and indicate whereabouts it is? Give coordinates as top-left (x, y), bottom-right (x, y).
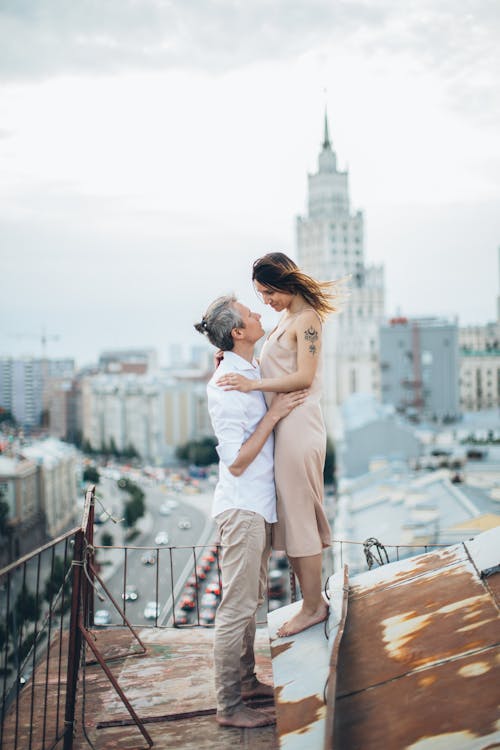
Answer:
top-left (86, 487), bottom-right (96, 628)
top-left (62, 527), bottom-right (85, 750)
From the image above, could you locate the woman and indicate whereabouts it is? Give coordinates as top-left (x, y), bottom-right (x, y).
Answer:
top-left (217, 252), bottom-right (339, 637)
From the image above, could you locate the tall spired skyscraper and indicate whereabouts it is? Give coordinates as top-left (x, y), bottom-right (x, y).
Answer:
top-left (297, 111), bottom-right (385, 438)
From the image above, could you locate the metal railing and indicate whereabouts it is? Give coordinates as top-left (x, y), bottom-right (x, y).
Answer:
top-left (0, 485), bottom-right (454, 750)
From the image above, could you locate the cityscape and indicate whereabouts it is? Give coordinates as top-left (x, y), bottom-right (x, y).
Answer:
top-left (1, 3), bottom-right (500, 748)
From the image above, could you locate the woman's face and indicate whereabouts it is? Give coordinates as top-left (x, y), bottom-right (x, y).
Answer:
top-left (254, 280), bottom-right (294, 312)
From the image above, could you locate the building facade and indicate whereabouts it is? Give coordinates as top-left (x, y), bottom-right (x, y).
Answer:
top-left (81, 371), bottom-right (212, 463)
top-left (0, 454), bottom-right (43, 563)
top-left (22, 439), bottom-right (79, 539)
top-left (459, 351), bottom-right (500, 411)
top-left (380, 317), bottom-right (460, 421)
top-left (296, 113), bottom-right (385, 436)
top-left (0, 357), bottom-right (75, 427)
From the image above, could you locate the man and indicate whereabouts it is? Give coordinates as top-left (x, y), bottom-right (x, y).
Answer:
top-left (194, 295), bottom-right (306, 728)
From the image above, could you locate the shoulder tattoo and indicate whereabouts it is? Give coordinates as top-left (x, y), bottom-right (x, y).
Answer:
top-left (304, 326), bottom-right (319, 355)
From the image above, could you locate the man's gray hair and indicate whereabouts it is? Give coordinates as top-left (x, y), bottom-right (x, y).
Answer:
top-left (194, 295), bottom-right (244, 351)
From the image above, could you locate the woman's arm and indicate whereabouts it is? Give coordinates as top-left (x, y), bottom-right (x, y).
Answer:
top-left (217, 310), bottom-right (322, 393)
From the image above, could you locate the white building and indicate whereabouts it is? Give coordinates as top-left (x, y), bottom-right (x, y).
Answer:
top-left (296, 113), bottom-right (385, 437)
top-left (0, 454), bottom-right (42, 562)
top-left (460, 351), bottom-right (500, 411)
top-left (458, 246), bottom-right (500, 411)
top-left (82, 372), bottom-right (212, 463)
top-left (22, 438), bottom-right (78, 539)
top-left (0, 357), bottom-right (75, 427)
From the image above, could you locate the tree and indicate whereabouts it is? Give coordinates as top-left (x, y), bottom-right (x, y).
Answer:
top-left (176, 436), bottom-right (218, 466)
top-left (0, 492), bottom-right (11, 540)
top-left (15, 585), bottom-right (40, 624)
top-left (0, 407), bottom-right (16, 425)
top-left (101, 531), bottom-right (114, 547)
top-left (83, 466), bottom-right (100, 485)
top-left (123, 495), bottom-right (145, 528)
top-left (81, 438), bottom-right (93, 455)
top-left (44, 556), bottom-right (71, 604)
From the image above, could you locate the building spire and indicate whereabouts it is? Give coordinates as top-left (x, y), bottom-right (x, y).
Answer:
top-left (323, 108), bottom-right (331, 150)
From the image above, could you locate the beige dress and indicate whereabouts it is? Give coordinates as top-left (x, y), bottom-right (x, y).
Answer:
top-left (260, 310), bottom-right (331, 557)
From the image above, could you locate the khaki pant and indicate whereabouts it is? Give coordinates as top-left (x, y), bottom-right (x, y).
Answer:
top-left (214, 509), bottom-right (271, 715)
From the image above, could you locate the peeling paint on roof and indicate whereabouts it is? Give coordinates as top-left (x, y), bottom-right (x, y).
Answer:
top-left (333, 526), bottom-right (500, 749)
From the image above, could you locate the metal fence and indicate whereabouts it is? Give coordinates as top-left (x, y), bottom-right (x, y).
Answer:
top-left (0, 485), bottom-right (451, 750)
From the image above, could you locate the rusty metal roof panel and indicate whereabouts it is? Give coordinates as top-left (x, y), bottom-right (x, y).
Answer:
top-left (334, 526), bottom-right (500, 749)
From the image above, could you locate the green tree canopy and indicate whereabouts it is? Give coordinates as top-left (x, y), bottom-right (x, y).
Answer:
top-left (176, 436), bottom-right (218, 466)
top-left (83, 466), bottom-right (100, 485)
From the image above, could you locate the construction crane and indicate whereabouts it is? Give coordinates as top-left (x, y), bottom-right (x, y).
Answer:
top-left (7, 327), bottom-right (60, 359)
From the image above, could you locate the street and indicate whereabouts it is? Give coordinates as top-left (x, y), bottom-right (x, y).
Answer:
top-left (93, 475), bottom-right (217, 627)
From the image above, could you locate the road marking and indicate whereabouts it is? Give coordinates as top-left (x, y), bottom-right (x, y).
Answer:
top-left (158, 514), bottom-right (216, 626)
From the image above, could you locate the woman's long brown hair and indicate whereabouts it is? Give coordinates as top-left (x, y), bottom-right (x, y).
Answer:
top-left (252, 252), bottom-right (341, 321)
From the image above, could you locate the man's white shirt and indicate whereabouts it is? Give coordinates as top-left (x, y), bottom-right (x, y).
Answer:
top-left (207, 350), bottom-right (277, 524)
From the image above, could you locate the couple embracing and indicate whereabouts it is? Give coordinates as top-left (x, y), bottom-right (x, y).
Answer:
top-left (194, 252), bottom-right (339, 728)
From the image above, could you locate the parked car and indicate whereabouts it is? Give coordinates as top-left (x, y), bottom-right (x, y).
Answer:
top-left (173, 609), bottom-right (189, 626)
top-left (144, 601), bottom-right (161, 620)
top-left (94, 609), bottom-right (112, 626)
top-left (268, 569), bottom-right (285, 599)
top-left (122, 585), bottom-right (139, 602)
top-left (271, 551), bottom-right (289, 570)
top-left (200, 592), bottom-right (219, 608)
top-left (180, 595), bottom-right (196, 611)
top-left (195, 566), bottom-right (207, 581)
top-left (141, 552), bottom-right (156, 566)
top-left (205, 581), bottom-right (221, 596)
top-left (155, 531), bottom-right (169, 545)
top-left (200, 608), bottom-right (216, 626)
top-left (178, 517), bottom-right (192, 530)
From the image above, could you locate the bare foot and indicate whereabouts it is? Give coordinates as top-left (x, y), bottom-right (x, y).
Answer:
top-left (216, 704), bottom-right (276, 728)
top-left (241, 679), bottom-right (274, 701)
top-left (277, 601), bottom-right (328, 637)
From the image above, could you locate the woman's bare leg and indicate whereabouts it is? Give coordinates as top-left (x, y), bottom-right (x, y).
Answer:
top-left (276, 553), bottom-right (328, 637)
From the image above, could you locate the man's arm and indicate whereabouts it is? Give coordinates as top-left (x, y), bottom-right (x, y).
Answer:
top-left (228, 391), bottom-right (307, 477)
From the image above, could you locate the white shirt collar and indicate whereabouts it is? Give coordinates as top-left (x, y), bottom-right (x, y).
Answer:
top-left (221, 350), bottom-right (258, 372)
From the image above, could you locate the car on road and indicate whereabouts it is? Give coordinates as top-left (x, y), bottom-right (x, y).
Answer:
top-left (178, 517), bottom-right (192, 530)
top-left (141, 552), bottom-right (156, 565)
top-left (144, 601), bottom-right (161, 620)
top-left (173, 609), bottom-right (189, 626)
top-left (205, 581), bottom-right (221, 596)
top-left (94, 609), bottom-right (112, 626)
top-left (200, 608), bottom-right (216, 626)
top-left (159, 503), bottom-right (172, 516)
top-left (195, 566), bottom-right (207, 581)
top-left (268, 569), bottom-right (286, 599)
top-left (166, 499), bottom-right (179, 510)
top-left (200, 592), bottom-right (219, 608)
top-left (154, 531), bottom-right (169, 545)
top-left (122, 585), bottom-right (139, 602)
top-left (179, 595), bottom-right (196, 611)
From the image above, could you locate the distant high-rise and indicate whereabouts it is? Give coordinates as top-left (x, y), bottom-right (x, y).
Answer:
top-left (297, 112), bottom-right (385, 436)
top-left (0, 357), bottom-right (74, 427)
top-left (380, 317), bottom-right (460, 420)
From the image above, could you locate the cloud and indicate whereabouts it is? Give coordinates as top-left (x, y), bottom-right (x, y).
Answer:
top-left (1, 1), bottom-right (498, 127)
top-left (0, 0), bottom-right (383, 79)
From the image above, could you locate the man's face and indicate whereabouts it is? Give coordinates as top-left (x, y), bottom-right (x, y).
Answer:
top-left (233, 302), bottom-right (265, 343)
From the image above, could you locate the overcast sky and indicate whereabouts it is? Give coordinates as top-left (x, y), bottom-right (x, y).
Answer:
top-left (1, 0), bottom-right (499, 367)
